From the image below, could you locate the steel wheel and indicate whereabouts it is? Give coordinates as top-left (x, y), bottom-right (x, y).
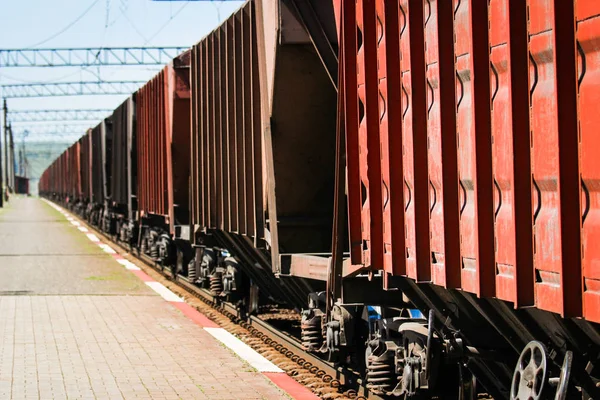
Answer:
top-left (554, 351), bottom-right (573, 400)
top-left (511, 341), bottom-right (549, 400)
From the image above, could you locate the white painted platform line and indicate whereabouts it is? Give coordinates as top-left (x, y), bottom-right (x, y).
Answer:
top-left (86, 233), bottom-right (100, 243)
top-left (116, 259), bottom-right (141, 271)
top-left (70, 221), bottom-right (81, 226)
top-left (146, 282), bottom-right (184, 303)
top-left (98, 243), bottom-right (117, 254)
top-left (77, 226), bottom-right (89, 232)
top-left (204, 327), bottom-right (283, 373)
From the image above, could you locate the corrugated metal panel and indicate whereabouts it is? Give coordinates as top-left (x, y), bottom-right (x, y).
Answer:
top-left (136, 52), bottom-right (190, 232)
top-left (110, 97), bottom-right (135, 209)
top-left (190, 2), bottom-right (264, 240)
top-left (79, 131), bottom-right (92, 201)
top-left (339, 0), bottom-right (597, 320)
top-left (90, 122), bottom-right (105, 204)
top-left (579, 1), bottom-right (600, 322)
top-left (67, 141), bottom-right (81, 199)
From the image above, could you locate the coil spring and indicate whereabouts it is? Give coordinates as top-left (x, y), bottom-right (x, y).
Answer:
top-left (150, 244), bottom-right (159, 259)
top-left (301, 313), bottom-right (323, 352)
top-left (119, 225), bottom-right (127, 242)
top-left (210, 274), bottom-right (223, 296)
top-left (366, 354), bottom-right (395, 395)
top-left (187, 260), bottom-right (197, 282)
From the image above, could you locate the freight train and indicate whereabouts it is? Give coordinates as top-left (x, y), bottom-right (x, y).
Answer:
top-left (39, 1), bottom-right (600, 399)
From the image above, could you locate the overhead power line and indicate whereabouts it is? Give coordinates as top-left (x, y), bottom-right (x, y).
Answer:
top-left (8, 109), bottom-right (112, 122)
top-left (1, 81), bottom-right (145, 98)
top-left (0, 47), bottom-right (188, 67)
top-left (28, 0), bottom-right (103, 47)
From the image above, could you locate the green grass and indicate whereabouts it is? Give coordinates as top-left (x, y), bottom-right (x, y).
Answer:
top-left (85, 273), bottom-right (123, 281)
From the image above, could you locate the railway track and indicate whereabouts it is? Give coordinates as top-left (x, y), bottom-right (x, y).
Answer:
top-left (60, 203), bottom-right (382, 400)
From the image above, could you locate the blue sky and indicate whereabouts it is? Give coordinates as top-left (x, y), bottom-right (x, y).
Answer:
top-left (0, 0), bottom-right (244, 142)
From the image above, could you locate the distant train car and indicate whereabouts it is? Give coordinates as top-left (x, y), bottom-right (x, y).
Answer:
top-left (87, 119), bottom-right (112, 228)
top-left (14, 176), bottom-right (29, 195)
top-left (65, 141), bottom-right (80, 204)
top-left (77, 130), bottom-right (93, 214)
top-left (107, 96), bottom-right (137, 245)
top-left (135, 51), bottom-right (191, 265)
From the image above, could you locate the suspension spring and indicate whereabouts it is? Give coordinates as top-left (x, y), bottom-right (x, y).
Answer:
top-left (301, 314), bottom-right (323, 352)
top-left (150, 244), bottom-right (159, 259)
top-left (209, 274), bottom-right (223, 296)
top-left (366, 354), bottom-right (395, 395)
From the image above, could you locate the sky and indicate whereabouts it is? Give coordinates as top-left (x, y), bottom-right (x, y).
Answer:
top-left (0, 0), bottom-right (245, 143)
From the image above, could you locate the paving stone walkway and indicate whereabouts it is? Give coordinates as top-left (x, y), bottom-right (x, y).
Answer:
top-left (0, 197), bottom-right (290, 399)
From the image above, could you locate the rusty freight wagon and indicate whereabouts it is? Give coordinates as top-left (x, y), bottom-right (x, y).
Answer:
top-left (187, 0), bottom-right (339, 309)
top-left (107, 96), bottom-right (137, 244)
top-left (136, 51), bottom-right (191, 265)
top-left (78, 130), bottom-right (93, 214)
top-left (302, 0), bottom-right (600, 398)
top-left (14, 175), bottom-right (29, 196)
top-left (87, 120), bottom-right (112, 229)
top-left (39, 136), bottom-right (83, 205)
top-left (65, 141), bottom-right (81, 205)
top-left (41, 149), bottom-right (68, 201)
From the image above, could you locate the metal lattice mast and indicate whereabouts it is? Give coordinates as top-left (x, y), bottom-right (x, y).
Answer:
top-left (7, 109), bottom-right (112, 122)
top-left (0, 47), bottom-right (187, 67)
top-left (1, 81), bottom-right (146, 98)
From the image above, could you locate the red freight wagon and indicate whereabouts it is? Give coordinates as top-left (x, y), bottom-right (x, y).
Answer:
top-left (327, 0), bottom-right (600, 398)
top-left (88, 119), bottom-right (112, 228)
top-left (136, 51), bottom-right (191, 262)
top-left (108, 96), bottom-right (137, 243)
top-left (14, 176), bottom-right (29, 196)
top-left (188, 0), bottom-right (338, 309)
top-left (66, 141), bottom-right (81, 203)
top-left (79, 130), bottom-right (93, 206)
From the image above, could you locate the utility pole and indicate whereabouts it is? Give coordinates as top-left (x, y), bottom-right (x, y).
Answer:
top-left (3, 100), bottom-right (7, 194)
top-left (19, 146), bottom-right (23, 177)
top-left (9, 124), bottom-right (14, 192)
top-left (0, 99), bottom-right (5, 207)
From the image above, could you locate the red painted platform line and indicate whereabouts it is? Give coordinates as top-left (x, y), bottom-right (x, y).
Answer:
top-left (171, 302), bottom-right (220, 328)
top-left (130, 269), bottom-right (154, 282)
top-left (52, 200), bottom-right (319, 400)
top-left (264, 372), bottom-right (320, 400)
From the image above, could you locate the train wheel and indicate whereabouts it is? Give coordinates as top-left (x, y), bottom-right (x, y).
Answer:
top-left (175, 247), bottom-right (186, 277)
top-left (510, 341), bottom-right (549, 400)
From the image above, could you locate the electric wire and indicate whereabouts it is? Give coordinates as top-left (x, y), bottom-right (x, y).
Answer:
top-left (27, 0), bottom-right (103, 48)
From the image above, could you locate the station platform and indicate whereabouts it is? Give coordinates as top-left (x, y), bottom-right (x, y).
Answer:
top-left (0, 197), bottom-right (315, 399)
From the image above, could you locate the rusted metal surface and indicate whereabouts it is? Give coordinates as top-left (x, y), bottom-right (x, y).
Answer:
top-left (66, 141), bottom-right (81, 200)
top-left (136, 52), bottom-right (191, 233)
top-left (579, 0), bottom-right (600, 322)
top-left (190, 3), bottom-right (264, 241)
top-left (337, 0), bottom-right (600, 320)
top-left (79, 131), bottom-right (93, 202)
top-left (110, 96), bottom-right (136, 213)
top-left (191, 1), bottom-right (338, 277)
top-left (39, 139), bottom-right (81, 201)
top-left (90, 120), bottom-right (111, 205)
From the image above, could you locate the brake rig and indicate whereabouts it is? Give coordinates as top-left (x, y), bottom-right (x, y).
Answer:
top-left (301, 295), bottom-right (576, 398)
top-left (186, 246), bottom-right (244, 306)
